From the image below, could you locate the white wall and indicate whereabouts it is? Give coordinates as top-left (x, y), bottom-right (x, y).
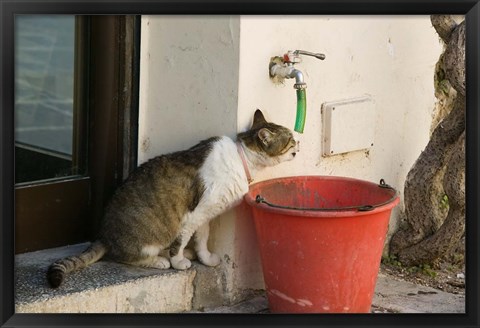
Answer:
top-left (238, 16), bottom-right (441, 192)
top-left (138, 16), bottom-right (240, 163)
top-left (139, 15), bottom-right (443, 301)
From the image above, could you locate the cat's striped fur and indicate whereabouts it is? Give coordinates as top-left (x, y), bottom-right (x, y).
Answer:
top-left (47, 110), bottom-right (298, 288)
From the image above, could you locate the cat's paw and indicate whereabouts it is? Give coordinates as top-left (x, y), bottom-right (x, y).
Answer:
top-left (153, 256), bottom-right (171, 269)
top-left (170, 257), bottom-right (192, 270)
top-left (198, 251), bottom-right (221, 267)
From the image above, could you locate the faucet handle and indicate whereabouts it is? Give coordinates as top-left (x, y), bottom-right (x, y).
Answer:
top-left (293, 50), bottom-right (326, 60)
top-left (283, 50), bottom-right (303, 64)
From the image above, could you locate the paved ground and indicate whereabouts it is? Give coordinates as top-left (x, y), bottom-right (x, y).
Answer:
top-left (371, 273), bottom-right (464, 313)
top-left (192, 272), bottom-right (465, 314)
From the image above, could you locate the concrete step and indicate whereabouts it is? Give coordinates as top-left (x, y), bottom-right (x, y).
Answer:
top-left (15, 243), bottom-right (227, 313)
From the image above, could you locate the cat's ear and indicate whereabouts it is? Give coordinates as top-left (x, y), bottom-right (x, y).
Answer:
top-left (252, 109), bottom-right (267, 129)
top-left (258, 128), bottom-right (275, 146)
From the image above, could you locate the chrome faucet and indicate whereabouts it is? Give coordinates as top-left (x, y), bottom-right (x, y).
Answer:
top-left (269, 50), bottom-right (325, 89)
top-left (269, 50), bottom-right (326, 133)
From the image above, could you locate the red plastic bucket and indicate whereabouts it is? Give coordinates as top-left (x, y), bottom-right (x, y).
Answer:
top-left (244, 176), bottom-right (399, 313)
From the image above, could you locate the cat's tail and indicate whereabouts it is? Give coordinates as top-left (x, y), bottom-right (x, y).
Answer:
top-left (47, 241), bottom-right (107, 288)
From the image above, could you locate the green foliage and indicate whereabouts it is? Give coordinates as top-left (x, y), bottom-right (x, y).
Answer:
top-left (406, 264), bottom-right (438, 278)
top-left (438, 79), bottom-right (451, 95)
top-left (381, 255), bottom-right (402, 267)
top-left (382, 255), bottom-right (438, 278)
top-left (420, 264), bottom-right (438, 278)
top-left (434, 64), bottom-right (452, 96)
top-left (440, 194), bottom-right (450, 210)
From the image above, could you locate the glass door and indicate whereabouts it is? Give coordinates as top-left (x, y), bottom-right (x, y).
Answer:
top-left (14, 16), bottom-right (90, 253)
top-left (15, 15), bottom-right (86, 184)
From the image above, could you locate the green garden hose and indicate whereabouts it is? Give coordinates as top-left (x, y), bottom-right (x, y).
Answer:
top-left (294, 88), bottom-right (306, 133)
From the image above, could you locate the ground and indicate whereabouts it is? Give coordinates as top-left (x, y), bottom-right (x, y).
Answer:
top-left (380, 257), bottom-right (465, 295)
top-left (371, 255), bottom-right (465, 313)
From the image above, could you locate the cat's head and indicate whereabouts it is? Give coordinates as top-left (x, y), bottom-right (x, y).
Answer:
top-left (238, 109), bottom-right (299, 167)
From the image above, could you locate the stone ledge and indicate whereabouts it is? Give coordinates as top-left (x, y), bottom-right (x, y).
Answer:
top-left (15, 243), bottom-right (205, 313)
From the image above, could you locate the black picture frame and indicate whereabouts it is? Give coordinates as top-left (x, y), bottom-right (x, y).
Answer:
top-left (1, 1), bottom-right (478, 327)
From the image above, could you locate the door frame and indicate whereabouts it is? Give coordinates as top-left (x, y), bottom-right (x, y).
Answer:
top-left (14, 15), bottom-right (141, 253)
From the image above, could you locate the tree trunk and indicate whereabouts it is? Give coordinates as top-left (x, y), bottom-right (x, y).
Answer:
top-left (389, 16), bottom-right (465, 266)
top-left (394, 130), bottom-right (465, 266)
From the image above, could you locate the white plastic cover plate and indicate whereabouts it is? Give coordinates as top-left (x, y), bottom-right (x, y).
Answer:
top-left (321, 95), bottom-right (375, 156)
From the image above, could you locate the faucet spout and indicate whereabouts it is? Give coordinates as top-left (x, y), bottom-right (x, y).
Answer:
top-left (289, 68), bottom-right (306, 90)
top-left (269, 63), bottom-right (306, 89)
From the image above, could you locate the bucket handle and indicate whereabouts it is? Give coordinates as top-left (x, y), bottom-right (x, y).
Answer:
top-left (255, 179), bottom-right (398, 212)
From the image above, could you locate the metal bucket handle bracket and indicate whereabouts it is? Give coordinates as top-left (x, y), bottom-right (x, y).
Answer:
top-left (379, 178), bottom-right (394, 190)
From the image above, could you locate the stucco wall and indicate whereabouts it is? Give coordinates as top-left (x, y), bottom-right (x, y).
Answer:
top-left (138, 16), bottom-right (240, 163)
top-left (237, 16), bottom-right (441, 194)
top-left (138, 15), bottom-right (443, 300)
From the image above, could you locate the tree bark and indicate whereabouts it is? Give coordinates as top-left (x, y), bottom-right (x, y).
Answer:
top-left (431, 15), bottom-right (457, 43)
top-left (389, 96), bottom-right (465, 255)
top-left (394, 131), bottom-right (465, 266)
top-left (442, 21), bottom-right (465, 97)
top-left (389, 16), bottom-right (465, 266)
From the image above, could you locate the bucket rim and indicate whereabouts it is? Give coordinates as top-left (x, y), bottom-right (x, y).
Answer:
top-left (244, 175), bottom-right (400, 218)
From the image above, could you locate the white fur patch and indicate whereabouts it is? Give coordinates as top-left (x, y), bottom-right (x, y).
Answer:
top-left (190, 137), bottom-right (249, 221)
top-left (141, 245), bottom-right (161, 257)
top-left (176, 137), bottom-right (249, 247)
top-left (199, 136), bottom-right (250, 208)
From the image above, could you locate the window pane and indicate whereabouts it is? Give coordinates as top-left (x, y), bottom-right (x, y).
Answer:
top-left (15, 15), bottom-right (82, 184)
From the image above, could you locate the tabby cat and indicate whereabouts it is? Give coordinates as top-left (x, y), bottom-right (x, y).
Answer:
top-left (47, 109), bottom-right (298, 288)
